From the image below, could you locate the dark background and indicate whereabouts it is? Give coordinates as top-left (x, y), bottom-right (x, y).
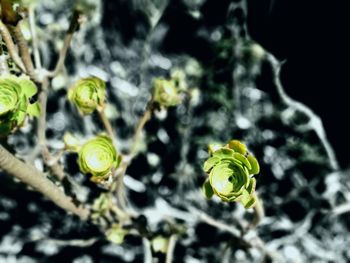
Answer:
top-left (247, 0), bottom-right (350, 168)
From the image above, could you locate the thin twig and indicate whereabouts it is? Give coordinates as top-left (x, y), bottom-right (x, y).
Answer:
top-left (8, 22), bottom-right (37, 80)
top-left (37, 78), bottom-right (49, 147)
top-left (0, 145), bottom-right (89, 220)
top-left (266, 53), bottom-right (339, 170)
top-left (31, 237), bottom-right (99, 247)
top-left (0, 20), bottom-right (26, 72)
top-left (97, 107), bottom-right (115, 142)
top-left (0, 54), bottom-right (10, 74)
top-left (130, 103), bottom-right (153, 157)
top-left (110, 103), bottom-right (153, 210)
top-left (28, 7), bottom-right (41, 69)
top-left (47, 10), bottom-right (83, 78)
top-left (165, 234), bottom-right (178, 263)
top-left (143, 238), bottom-right (153, 263)
top-left (188, 206), bottom-right (241, 237)
top-left (332, 203), bottom-right (350, 216)
top-left (249, 195), bottom-right (265, 229)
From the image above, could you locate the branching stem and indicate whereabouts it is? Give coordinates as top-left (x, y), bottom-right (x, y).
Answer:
top-left (0, 145), bottom-right (89, 220)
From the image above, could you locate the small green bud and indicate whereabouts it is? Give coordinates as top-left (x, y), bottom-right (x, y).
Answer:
top-left (0, 75), bottom-right (40, 136)
top-left (208, 143), bottom-right (223, 155)
top-left (171, 68), bottom-right (187, 91)
top-left (151, 236), bottom-right (169, 253)
top-left (63, 132), bottom-right (82, 152)
top-left (78, 135), bottom-right (119, 178)
top-left (153, 78), bottom-right (181, 107)
top-left (68, 77), bottom-right (106, 115)
top-left (106, 224), bottom-right (128, 245)
top-left (202, 140), bottom-right (260, 208)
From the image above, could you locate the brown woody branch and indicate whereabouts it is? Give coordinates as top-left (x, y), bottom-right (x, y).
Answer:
top-left (0, 19), bottom-right (26, 72)
top-left (8, 22), bottom-right (37, 80)
top-left (0, 144), bottom-right (89, 220)
top-left (48, 10), bottom-right (83, 78)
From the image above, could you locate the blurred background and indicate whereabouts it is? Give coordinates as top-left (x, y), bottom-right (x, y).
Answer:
top-left (1, 0), bottom-right (350, 262)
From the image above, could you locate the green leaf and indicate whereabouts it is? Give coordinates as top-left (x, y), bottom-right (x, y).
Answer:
top-left (243, 194), bottom-right (257, 209)
top-left (27, 102), bottom-right (41, 117)
top-left (246, 178), bottom-right (256, 194)
top-left (228, 140), bottom-right (247, 154)
top-left (106, 225), bottom-right (127, 245)
top-left (247, 154), bottom-right (260, 175)
top-left (17, 77), bottom-right (38, 98)
top-left (212, 148), bottom-right (235, 159)
top-left (203, 156), bottom-right (220, 172)
top-left (151, 236), bottom-right (169, 253)
top-left (233, 152), bottom-right (251, 170)
top-left (202, 178), bottom-right (214, 199)
top-left (240, 189), bottom-right (256, 208)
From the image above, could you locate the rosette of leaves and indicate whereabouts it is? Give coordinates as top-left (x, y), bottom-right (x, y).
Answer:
top-left (78, 135), bottom-right (120, 180)
top-left (202, 140), bottom-right (260, 208)
top-left (68, 77), bottom-right (106, 115)
top-left (152, 78), bottom-right (181, 107)
top-left (0, 75), bottom-right (40, 136)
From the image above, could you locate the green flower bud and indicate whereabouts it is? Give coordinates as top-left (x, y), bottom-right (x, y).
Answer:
top-left (78, 135), bottom-right (119, 178)
top-left (0, 75), bottom-right (40, 136)
top-left (203, 141), bottom-right (260, 208)
top-left (68, 77), bottom-right (106, 115)
top-left (151, 236), bottom-right (169, 253)
top-left (63, 132), bottom-right (82, 152)
top-left (153, 78), bottom-right (181, 107)
top-left (106, 224), bottom-right (128, 245)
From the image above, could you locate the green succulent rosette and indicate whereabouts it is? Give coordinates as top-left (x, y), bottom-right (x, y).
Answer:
top-left (202, 140), bottom-right (260, 208)
top-left (152, 78), bottom-right (181, 107)
top-left (68, 77), bottom-right (106, 115)
top-left (0, 75), bottom-right (40, 136)
top-left (78, 135), bottom-right (120, 178)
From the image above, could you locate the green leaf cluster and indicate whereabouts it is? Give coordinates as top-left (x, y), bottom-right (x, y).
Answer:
top-left (68, 77), bottom-right (106, 115)
top-left (0, 75), bottom-right (40, 136)
top-left (202, 140), bottom-right (260, 208)
top-left (152, 78), bottom-right (181, 108)
top-left (78, 135), bottom-right (120, 178)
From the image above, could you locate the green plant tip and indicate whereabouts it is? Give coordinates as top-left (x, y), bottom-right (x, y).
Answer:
top-left (68, 77), bottom-right (106, 115)
top-left (78, 135), bottom-right (119, 178)
top-left (153, 78), bottom-right (181, 107)
top-left (202, 139), bottom-right (260, 208)
top-left (0, 75), bottom-right (40, 136)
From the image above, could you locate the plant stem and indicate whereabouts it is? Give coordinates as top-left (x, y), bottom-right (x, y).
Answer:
top-left (28, 7), bottom-right (42, 69)
top-left (250, 195), bottom-right (264, 228)
top-left (130, 103), bottom-right (153, 157)
top-left (142, 238), bottom-right (153, 263)
top-left (48, 10), bottom-right (82, 78)
top-left (165, 235), bottom-right (178, 263)
top-left (97, 107), bottom-right (115, 141)
top-left (0, 145), bottom-right (89, 220)
top-left (8, 22), bottom-right (37, 80)
top-left (0, 20), bottom-right (26, 72)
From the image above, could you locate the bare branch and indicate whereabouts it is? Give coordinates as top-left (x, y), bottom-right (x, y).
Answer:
top-left (266, 53), bottom-right (339, 170)
top-left (32, 237), bottom-right (99, 247)
top-left (48, 10), bottom-right (83, 78)
top-left (165, 234), bottom-right (178, 263)
top-left (8, 22), bottom-right (37, 80)
top-left (97, 107), bottom-right (115, 143)
top-left (0, 144), bottom-right (89, 220)
top-left (249, 195), bottom-right (265, 229)
top-left (143, 238), bottom-right (153, 263)
top-left (28, 7), bottom-right (41, 69)
top-left (0, 20), bottom-right (26, 72)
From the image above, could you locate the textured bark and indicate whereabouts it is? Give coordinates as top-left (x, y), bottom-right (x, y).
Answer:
top-left (0, 145), bottom-right (89, 220)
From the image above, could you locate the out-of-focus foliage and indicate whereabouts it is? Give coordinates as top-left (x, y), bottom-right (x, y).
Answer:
top-left (0, 75), bottom-right (40, 136)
